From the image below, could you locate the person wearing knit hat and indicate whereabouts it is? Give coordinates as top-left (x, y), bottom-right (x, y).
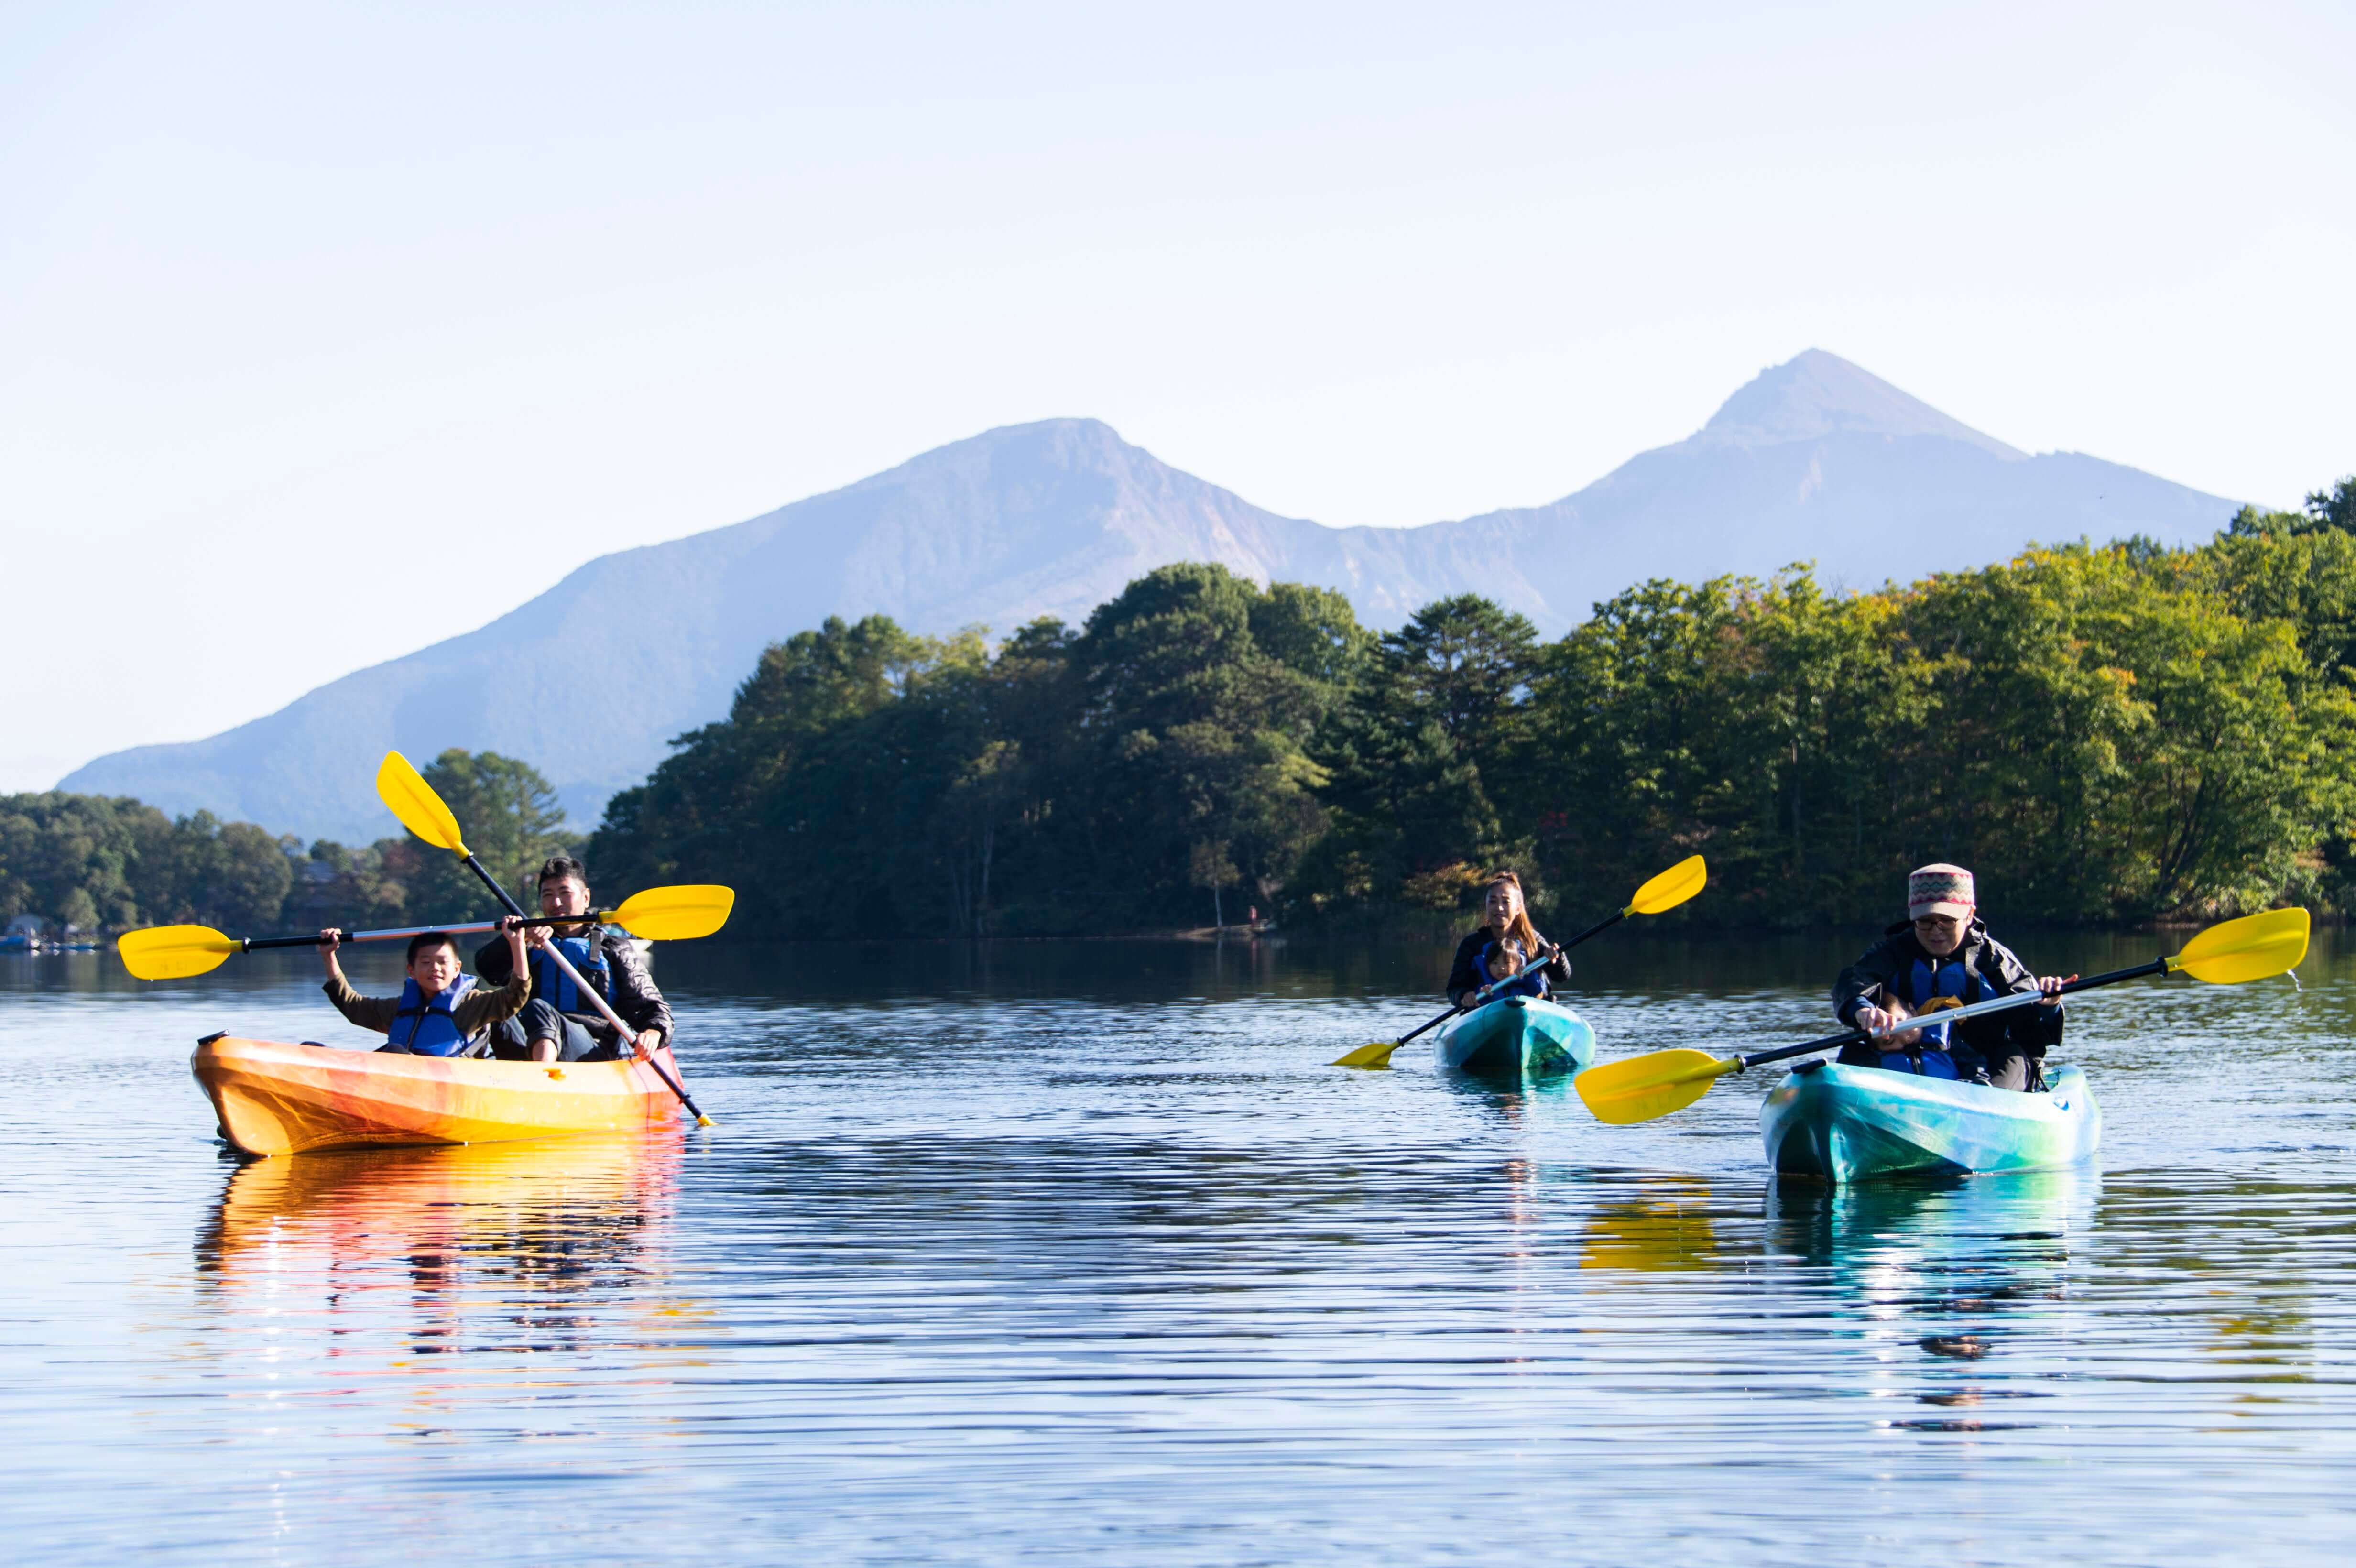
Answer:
top-left (1829, 863), bottom-right (2068, 1090)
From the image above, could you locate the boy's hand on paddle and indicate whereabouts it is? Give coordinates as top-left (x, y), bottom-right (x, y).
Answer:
top-left (318, 928), bottom-right (341, 976)
top-left (2035, 975), bottom-right (2070, 1007)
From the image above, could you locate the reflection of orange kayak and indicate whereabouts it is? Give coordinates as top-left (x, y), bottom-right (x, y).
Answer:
top-left (192, 1034), bottom-right (688, 1156)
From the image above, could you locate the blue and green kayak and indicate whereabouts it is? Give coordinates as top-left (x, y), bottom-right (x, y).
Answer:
top-left (1760, 1062), bottom-right (2100, 1182)
top-left (1434, 996), bottom-right (1596, 1078)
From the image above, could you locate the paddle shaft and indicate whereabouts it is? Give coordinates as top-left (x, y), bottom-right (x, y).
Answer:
top-left (455, 852), bottom-right (712, 1123)
top-left (1385, 948), bottom-right (1567, 1052)
top-left (1729, 955), bottom-right (2169, 1074)
top-left (238, 911), bottom-right (638, 953)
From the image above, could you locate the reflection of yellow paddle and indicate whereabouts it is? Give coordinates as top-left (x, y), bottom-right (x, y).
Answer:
top-left (1575, 907), bottom-right (2312, 1126)
top-left (377, 750), bottom-right (716, 1128)
top-left (1332, 856), bottom-right (1707, 1069)
top-left (118, 885), bottom-right (736, 981)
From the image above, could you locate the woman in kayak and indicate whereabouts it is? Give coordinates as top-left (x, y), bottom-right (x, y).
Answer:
top-left (1447, 871), bottom-right (1571, 1011)
top-left (320, 919), bottom-right (532, 1056)
top-left (1833, 863), bottom-right (2065, 1089)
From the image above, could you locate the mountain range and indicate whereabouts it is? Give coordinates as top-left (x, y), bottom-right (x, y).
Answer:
top-left (63, 350), bottom-right (2240, 842)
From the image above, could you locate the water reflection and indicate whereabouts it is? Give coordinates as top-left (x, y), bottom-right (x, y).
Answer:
top-left (196, 1133), bottom-right (684, 1355)
top-left (1578, 1177), bottom-right (1722, 1272)
top-left (1766, 1168), bottom-right (2094, 1430)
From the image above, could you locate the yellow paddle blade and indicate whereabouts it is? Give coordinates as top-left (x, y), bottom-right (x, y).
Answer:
top-left (1574, 1048), bottom-right (1738, 1125)
top-left (376, 750), bottom-right (468, 855)
top-left (2171, 907), bottom-right (2311, 985)
top-left (1625, 855), bottom-right (1707, 917)
top-left (1331, 1039), bottom-right (1404, 1069)
top-left (117, 924), bottom-right (241, 981)
top-left (608, 884), bottom-right (736, 941)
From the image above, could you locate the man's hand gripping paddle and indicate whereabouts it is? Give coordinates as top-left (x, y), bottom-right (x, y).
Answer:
top-left (374, 750), bottom-right (720, 1127)
top-left (1331, 855), bottom-right (1707, 1069)
top-left (1573, 907), bottom-right (2312, 1125)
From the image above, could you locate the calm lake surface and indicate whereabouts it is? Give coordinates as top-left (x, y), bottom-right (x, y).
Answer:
top-left (5, 929), bottom-right (2355, 1564)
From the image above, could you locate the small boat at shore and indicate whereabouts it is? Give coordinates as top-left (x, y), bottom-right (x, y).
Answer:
top-left (1434, 996), bottom-right (1596, 1078)
top-left (1760, 1061), bottom-right (2100, 1183)
top-left (192, 1034), bottom-right (688, 1157)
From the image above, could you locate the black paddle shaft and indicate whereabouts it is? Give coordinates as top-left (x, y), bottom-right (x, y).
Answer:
top-left (454, 852), bottom-right (712, 1123)
top-left (1729, 956), bottom-right (2170, 1073)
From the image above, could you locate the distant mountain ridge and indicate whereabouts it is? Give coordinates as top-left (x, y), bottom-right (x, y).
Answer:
top-left (64, 351), bottom-right (2239, 841)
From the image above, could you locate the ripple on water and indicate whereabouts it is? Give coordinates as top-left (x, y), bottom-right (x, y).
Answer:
top-left (2, 937), bottom-right (2355, 1563)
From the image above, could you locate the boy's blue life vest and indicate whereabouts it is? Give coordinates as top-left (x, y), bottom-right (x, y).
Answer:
top-left (387, 974), bottom-right (479, 1056)
top-left (530, 932), bottom-right (611, 1015)
top-left (1475, 941), bottom-right (1548, 1002)
top-left (1875, 954), bottom-right (1989, 1078)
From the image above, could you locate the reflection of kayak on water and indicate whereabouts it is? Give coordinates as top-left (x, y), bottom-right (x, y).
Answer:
top-left (1434, 997), bottom-right (1596, 1078)
top-left (193, 1034), bottom-right (690, 1157)
top-left (196, 1134), bottom-right (685, 1350)
top-left (1760, 1062), bottom-right (2101, 1183)
top-left (200, 1132), bottom-right (678, 1270)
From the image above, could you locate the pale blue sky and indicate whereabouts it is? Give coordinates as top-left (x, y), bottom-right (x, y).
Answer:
top-left (4, 0), bottom-right (2351, 789)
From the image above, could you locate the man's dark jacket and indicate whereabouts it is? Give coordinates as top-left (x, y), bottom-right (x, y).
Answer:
top-left (476, 927), bottom-right (675, 1045)
top-left (1832, 918), bottom-right (2062, 1063)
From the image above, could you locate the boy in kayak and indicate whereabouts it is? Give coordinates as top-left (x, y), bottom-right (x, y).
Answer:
top-left (320, 919), bottom-right (532, 1056)
top-left (1447, 871), bottom-right (1571, 1009)
top-left (475, 855), bottom-right (674, 1063)
top-left (1832, 863), bottom-right (2066, 1089)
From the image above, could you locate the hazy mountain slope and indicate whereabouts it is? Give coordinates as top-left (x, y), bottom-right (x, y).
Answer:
top-left (63, 351), bottom-right (2239, 841)
top-left (1418, 350), bottom-right (2235, 624)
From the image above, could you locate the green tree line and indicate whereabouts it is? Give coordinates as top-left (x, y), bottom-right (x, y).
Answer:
top-left (1, 751), bottom-right (576, 936)
top-left (587, 474), bottom-right (2356, 933)
top-left (16, 475), bottom-right (2350, 940)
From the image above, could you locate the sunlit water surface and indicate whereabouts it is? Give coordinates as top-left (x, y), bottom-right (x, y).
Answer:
top-left (5, 931), bottom-right (2356, 1564)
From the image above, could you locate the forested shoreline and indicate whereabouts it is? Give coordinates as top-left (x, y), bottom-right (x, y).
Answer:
top-left (9, 479), bottom-right (2352, 941)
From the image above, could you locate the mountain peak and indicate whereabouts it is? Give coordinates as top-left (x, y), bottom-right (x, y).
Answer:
top-left (1696, 349), bottom-right (2023, 458)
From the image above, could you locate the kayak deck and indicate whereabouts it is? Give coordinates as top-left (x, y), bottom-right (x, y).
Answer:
top-left (1435, 996), bottom-right (1596, 1078)
top-left (193, 1034), bottom-right (686, 1157)
top-left (1760, 1061), bottom-right (2099, 1182)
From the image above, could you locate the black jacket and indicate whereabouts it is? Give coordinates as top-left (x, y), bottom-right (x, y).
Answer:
top-left (1832, 918), bottom-right (2062, 1058)
top-left (1448, 926), bottom-right (1571, 1009)
top-left (476, 926), bottom-right (675, 1045)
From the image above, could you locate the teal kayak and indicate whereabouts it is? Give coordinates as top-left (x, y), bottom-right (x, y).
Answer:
top-left (1760, 1062), bottom-right (2100, 1182)
top-left (1434, 996), bottom-right (1595, 1078)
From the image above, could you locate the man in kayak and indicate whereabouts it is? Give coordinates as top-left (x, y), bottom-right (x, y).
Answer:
top-left (476, 855), bottom-right (674, 1064)
top-left (1833, 863), bottom-right (2066, 1089)
top-left (1447, 871), bottom-right (1571, 1010)
top-left (320, 919), bottom-right (532, 1056)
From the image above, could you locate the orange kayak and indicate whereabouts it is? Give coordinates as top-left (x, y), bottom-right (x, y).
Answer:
top-left (192, 1034), bottom-right (689, 1157)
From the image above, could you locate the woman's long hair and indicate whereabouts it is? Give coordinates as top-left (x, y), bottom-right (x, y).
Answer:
top-left (1485, 871), bottom-right (1541, 952)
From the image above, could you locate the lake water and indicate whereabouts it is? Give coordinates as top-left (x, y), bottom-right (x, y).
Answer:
top-left (5, 930), bottom-right (2355, 1564)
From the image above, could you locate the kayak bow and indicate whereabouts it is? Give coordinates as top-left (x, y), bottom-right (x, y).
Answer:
top-left (1760, 1062), bottom-right (2101, 1183)
top-left (1434, 996), bottom-right (1596, 1078)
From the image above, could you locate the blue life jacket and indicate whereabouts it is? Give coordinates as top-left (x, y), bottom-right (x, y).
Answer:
top-left (1475, 941), bottom-right (1548, 1001)
top-left (1874, 953), bottom-right (1987, 1078)
top-left (530, 931), bottom-right (611, 1015)
top-left (387, 974), bottom-right (479, 1057)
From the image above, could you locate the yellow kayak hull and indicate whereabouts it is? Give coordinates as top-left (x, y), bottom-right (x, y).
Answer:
top-left (192, 1034), bottom-right (687, 1157)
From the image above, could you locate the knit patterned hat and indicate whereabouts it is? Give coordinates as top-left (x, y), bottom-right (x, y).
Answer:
top-left (1908, 863), bottom-right (1975, 920)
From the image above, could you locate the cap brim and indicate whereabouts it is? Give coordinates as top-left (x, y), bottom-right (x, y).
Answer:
top-left (1911, 900), bottom-right (1974, 920)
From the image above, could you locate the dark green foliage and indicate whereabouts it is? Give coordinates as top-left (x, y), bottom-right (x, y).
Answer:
top-left (1, 750), bottom-right (576, 938)
top-left (590, 566), bottom-right (1357, 935)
